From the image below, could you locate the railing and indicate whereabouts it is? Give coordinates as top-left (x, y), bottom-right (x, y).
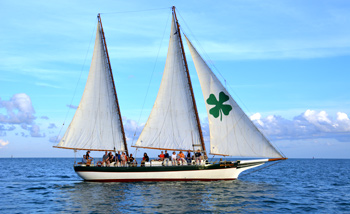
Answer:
top-left (75, 158), bottom-right (210, 167)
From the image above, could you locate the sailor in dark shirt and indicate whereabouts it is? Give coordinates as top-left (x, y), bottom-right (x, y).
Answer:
top-left (86, 151), bottom-right (93, 164)
top-left (186, 150), bottom-right (192, 164)
top-left (117, 151), bottom-right (121, 162)
top-left (128, 154), bottom-right (135, 163)
top-left (164, 150), bottom-right (170, 166)
top-left (141, 153), bottom-right (149, 166)
top-left (195, 150), bottom-right (202, 165)
top-left (108, 152), bottom-right (115, 165)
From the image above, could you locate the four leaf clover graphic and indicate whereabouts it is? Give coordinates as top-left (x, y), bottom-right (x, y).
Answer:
top-left (206, 91), bottom-right (232, 121)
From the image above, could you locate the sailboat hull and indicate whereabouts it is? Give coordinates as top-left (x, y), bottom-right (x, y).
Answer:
top-left (74, 162), bottom-right (264, 182)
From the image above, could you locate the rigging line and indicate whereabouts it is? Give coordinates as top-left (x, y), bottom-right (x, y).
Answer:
top-left (55, 18), bottom-right (98, 145)
top-left (177, 10), bottom-right (284, 157)
top-left (225, 80), bottom-right (285, 156)
top-left (240, 160), bottom-right (283, 177)
top-left (174, 8), bottom-right (206, 155)
top-left (131, 7), bottom-right (172, 146)
top-left (100, 7), bottom-right (171, 15)
top-left (99, 15), bottom-right (124, 153)
top-left (176, 9), bottom-right (227, 82)
top-left (177, 11), bottom-right (250, 109)
top-left (176, 10), bottom-right (254, 117)
top-left (186, 33), bottom-right (265, 137)
top-left (133, 147), bottom-right (139, 159)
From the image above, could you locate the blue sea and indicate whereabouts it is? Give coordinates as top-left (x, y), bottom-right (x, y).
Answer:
top-left (0, 158), bottom-right (349, 213)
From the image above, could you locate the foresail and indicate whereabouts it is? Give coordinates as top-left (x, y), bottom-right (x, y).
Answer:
top-left (185, 37), bottom-right (283, 158)
top-left (134, 16), bottom-right (202, 151)
top-left (56, 21), bottom-right (126, 152)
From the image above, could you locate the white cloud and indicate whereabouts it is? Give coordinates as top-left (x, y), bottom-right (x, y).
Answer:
top-left (335, 112), bottom-right (350, 132)
top-left (250, 113), bottom-right (266, 127)
top-left (35, 82), bottom-right (61, 89)
top-left (48, 123), bottom-right (57, 129)
top-left (30, 124), bottom-right (45, 138)
top-left (122, 118), bottom-right (144, 143)
top-left (121, 110), bottom-right (350, 148)
top-left (49, 136), bottom-right (60, 143)
top-left (251, 110), bottom-right (350, 142)
top-left (0, 139), bottom-right (9, 148)
top-left (0, 93), bottom-right (36, 124)
top-left (0, 94), bottom-right (48, 138)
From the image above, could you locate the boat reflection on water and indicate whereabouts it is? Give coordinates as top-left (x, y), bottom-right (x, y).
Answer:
top-left (57, 180), bottom-right (276, 213)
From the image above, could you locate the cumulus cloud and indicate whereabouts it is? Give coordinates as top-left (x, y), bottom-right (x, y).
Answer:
top-left (0, 125), bottom-right (16, 136)
top-left (0, 94), bottom-right (49, 138)
top-left (30, 124), bottom-right (45, 138)
top-left (0, 93), bottom-right (36, 124)
top-left (250, 110), bottom-right (350, 142)
top-left (49, 136), bottom-right (60, 143)
top-left (122, 118), bottom-right (144, 142)
top-left (48, 123), bottom-right (57, 129)
top-left (60, 111), bottom-right (348, 149)
top-left (200, 117), bottom-right (210, 142)
top-left (335, 112), bottom-right (350, 132)
top-left (0, 139), bottom-right (9, 148)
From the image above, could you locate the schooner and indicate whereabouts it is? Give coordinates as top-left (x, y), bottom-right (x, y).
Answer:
top-left (54, 7), bottom-right (286, 182)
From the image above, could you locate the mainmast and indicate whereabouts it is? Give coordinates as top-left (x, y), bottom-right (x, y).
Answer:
top-left (172, 7), bottom-right (207, 157)
top-left (97, 14), bottom-right (129, 156)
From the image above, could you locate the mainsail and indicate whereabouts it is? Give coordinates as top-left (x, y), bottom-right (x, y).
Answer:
top-left (55, 16), bottom-right (127, 152)
top-left (185, 36), bottom-right (283, 158)
top-left (134, 13), bottom-right (204, 152)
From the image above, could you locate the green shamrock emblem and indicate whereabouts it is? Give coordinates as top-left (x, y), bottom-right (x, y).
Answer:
top-left (206, 91), bottom-right (233, 121)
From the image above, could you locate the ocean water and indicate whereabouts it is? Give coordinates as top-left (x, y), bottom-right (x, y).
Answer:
top-left (0, 158), bottom-right (349, 213)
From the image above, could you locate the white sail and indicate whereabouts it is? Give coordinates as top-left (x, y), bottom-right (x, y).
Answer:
top-left (134, 16), bottom-right (202, 151)
top-left (185, 36), bottom-right (282, 158)
top-left (56, 22), bottom-right (126, 152)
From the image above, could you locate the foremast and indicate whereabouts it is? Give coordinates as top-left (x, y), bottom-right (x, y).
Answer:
top-left (54, 14), bottom-right (128, 155)
top-left (97, 14), bottom-right (129, 156)
top-left (172, 6), bottom-right (206, 157)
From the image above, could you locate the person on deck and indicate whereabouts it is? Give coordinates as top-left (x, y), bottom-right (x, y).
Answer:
top-left (117, 151), bottom-right (121, 164)
top-left (96, 151), bottom-right (109, 166)
top-left (159, 151), bottom-right (165, 161)
top-left (141, 153), bottom-right (149, 167)
top-left (186, 150), bottom-right (192, 164)
top-left (178, 151), bottom-right (186, 165)
top-left (86, 151), bottom-right (93, 165)
top-left (195, 150), bottom-right (202, 165)
top-left (121, 152), bottom-right (127, 167)
top-left (171, 151), bottom-right (177, 166)
top-left (128, 154), bottom-right (136, 167)
top-left (102, 151), bottom-right (109, 164)
top-left (86, 151), bottom-right (92, 160)
top-left (107, 152), bottom-right (115, 166)
top-left (164, 150), bottom-right (170, 166)
top-left (82, 155), bottom-right (87, 164)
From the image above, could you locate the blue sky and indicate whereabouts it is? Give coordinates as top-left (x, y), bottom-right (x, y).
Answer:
top-left (1, 0), bottom-right (350, 158)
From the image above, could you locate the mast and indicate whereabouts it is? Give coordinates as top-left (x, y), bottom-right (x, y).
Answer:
top-left (97, 14), bottom-right (129, 156)
top-left (172, 7), bottom-right (206, 157)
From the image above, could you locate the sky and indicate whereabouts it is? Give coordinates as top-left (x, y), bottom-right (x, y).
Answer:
top-left (1, 0), bottom-right (350, 158)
